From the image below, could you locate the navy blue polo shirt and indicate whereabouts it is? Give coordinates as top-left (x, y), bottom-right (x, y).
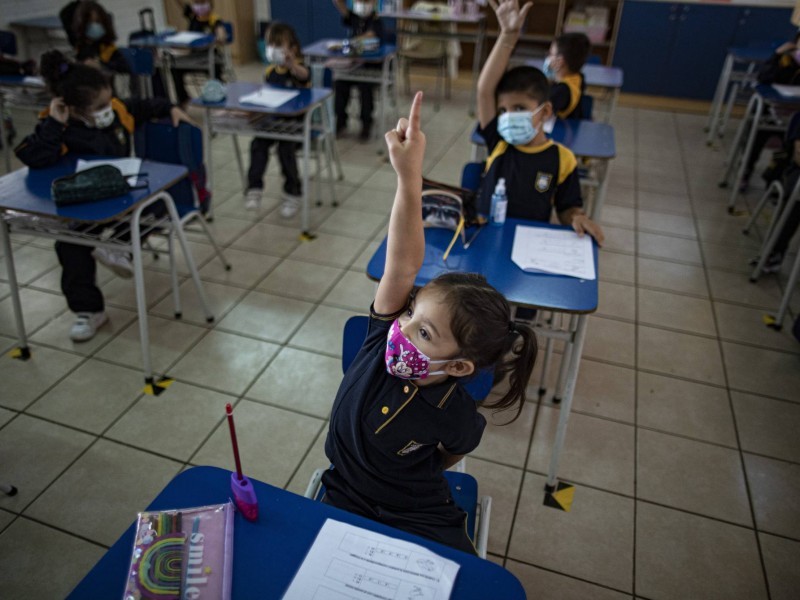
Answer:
top-left (325, 303), bottom-right (486, 511)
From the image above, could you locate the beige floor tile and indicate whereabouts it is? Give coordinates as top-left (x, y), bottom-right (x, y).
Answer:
top-left (638, 210), bottom-right (697, 238)
top-left (605, 185), bottom-right (636, 207)
top-left (637, 256), bottom-right (708, 296)
top-left (191, 400), bottom-right (325, 488)
top-left (27, 360), bottom-right (143, 433)
top-left (0, 288), bottom-right (66, 337)
top-left (598, 224), bottom-right (636, 254)
top-left (290, 305), bottom-right (364, 357)
top-left (100, 268), bottom-right (175, 311)
top-left (151, 279), bottom-right (247, 324)
top-left (230, 221), bottom-right (302, 257)
top-left (636, 502), bottom-right (767, 600)
top-left (343, 186), bottom-right (398, 215)
top-left (198, 247), bottom-right (280, 288)
top-left (0, 509), bottom-right (13, 531)
top-left (351, 240), bottom-right (382, 272)
top-left (714, 301), bottom-right (800, 352)
top-left (0, 345), bottom-right (83, 411)
top-left (637, 190), bottom-right (692, 214)
top-left (508, 472), bottom-right (634, 591)
top-left (702, 241), bottom-right (757, 273)
top-left (471, 401), bottom-right (536, 468)
top-left (529, 407), bottom-right (635, 494)
top-left (638, 231), bottom-right (702, 264)
top-left (597, 281), bottom-right (636, 321)
top-left (583, 316), bottom-right (636, 367)
top-left (287, 232), bottom-right (366, 268)
top-left (0, 244), bottom-right (59, 285)
top-left (184, 214), bottom-right (255, 247)
top-left (733, 392), bottom-right (800, 463)
top-left (0, 407), bottom-right (14, 428)
top-left (637, 372), bottom-right (737, 446)
top-left (215, 193), bottom-right (281, 220)
top-left (140, 239), bottom-right (218, 278)
top-left (637, 429), bottom-right (751, 525)
top-left (106, 381), bottom-right (235, 461)
top-left (638, 288), bottom-right (716, 336)
top-left (261, 203), bottom-right (336, 231)
top-left (25, 439), bottom-right (181, 546)
top-left (217, 290), bottom-right (314, 343)
top-left (505, 561), bottom-right (631, 600)
top-left (29, 305), bottom-right (136, 357)
top-left (285, 427), bottom-right (329, 496)
top-left (323, 269), bottom-right (378, 311)
top-left (170, 330), bottom-right (279, 395)
top-left (638, 325), bottom-right (726, 385)
top-left (95, 315), bottom-right (207, 371)
top-left (744, 453), bottom-right (800, 539)
top-left (0, 415), bottom-right (94, 512)
top-left (247, 347), bottom-right (340, 418)
top-left (463, 457), bottom-right (523, 556)
top-left (257, 259), bottom-right (343, 302)
top-left (707, 268), bottom-right (784, 309)
top-left (722, 342), bottom-right (800, 402)
top-left (0, 518), bottom-right (105, 599)
top-left (599, 205), bottom-right (636, 229)
top-left (599, 250), bottom-right (635, 284)
top-left (696, 216), bottom-right (762, 249)
top-left (318, 208), bottom-right (387, 240)
top-left (759, 533), bottom-right (800, 600)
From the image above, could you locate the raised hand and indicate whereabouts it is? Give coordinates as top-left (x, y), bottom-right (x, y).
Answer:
top-left (489, 0), bottom-right (533, 34)
top-left (385, 91), bottom-right (426, 182)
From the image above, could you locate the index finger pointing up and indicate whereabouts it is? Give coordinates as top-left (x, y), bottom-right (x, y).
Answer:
top-left (407, 91), bottom-right (423, 139)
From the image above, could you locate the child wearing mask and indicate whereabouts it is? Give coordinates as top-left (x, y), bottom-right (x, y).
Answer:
top-left (543, 32), bottom-right (590, 120)
top-left (71, 1), bottom-right (131, 75)
top-left (331, 0), bottom-right (383, 140)
top-left (244, 22), bottom-right (310, 216)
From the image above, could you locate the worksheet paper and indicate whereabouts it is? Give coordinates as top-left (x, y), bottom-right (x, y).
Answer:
top-left (511, 225), bottom-right (596, 280)
top-left (282, 519), bottom-right (460, 600)
top-left (163, 31), bottom-right (208, 44)
top-left (773, 84), bottom-right (800, 98)
top-left (76, 158), bottom-right (143, 186)
top-left (239, 89), bottom-right (299, 108)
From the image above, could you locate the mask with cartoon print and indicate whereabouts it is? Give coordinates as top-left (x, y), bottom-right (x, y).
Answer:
top-left (384, 319), bottom-right (464, 380)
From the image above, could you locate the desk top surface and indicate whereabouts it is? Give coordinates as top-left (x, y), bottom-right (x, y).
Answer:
top-left (0, 75), bottom-right (46, 89)
top-left (0, 157), bottom-right (187, 223)
top-left (192, 81), bottom-right (332, 116)
top-left (9, 16), bottom-right (63, 29)
top-left (129, 32), bottom-right (215, 49)
top-left (757, 83), bottom-right (800, 107)
top-left (524, 58), bottom-right (624, 88)
top-left (368, 220), bottom-right (599, 313)
top-left (66, 466), bottom-right (525, 600)
top-left (303, 39), bottom-right (398, 61)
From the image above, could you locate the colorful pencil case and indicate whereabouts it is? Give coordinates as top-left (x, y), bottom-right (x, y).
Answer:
top-left (122, 501), bottom-right (234, 600)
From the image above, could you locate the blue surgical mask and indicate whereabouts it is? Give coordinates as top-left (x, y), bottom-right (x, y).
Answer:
top-left (497, 104), bottom-right (545, 146)
top-left (86, 22), bottom-right (105, 41)
top-left (542, 56), bottom-right (555, 80)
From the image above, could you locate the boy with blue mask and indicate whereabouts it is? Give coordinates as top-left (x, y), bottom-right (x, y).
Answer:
top-left (476, 0), bottom-right (603, 244)
top-left (544, 32), bottom-right (590, 120)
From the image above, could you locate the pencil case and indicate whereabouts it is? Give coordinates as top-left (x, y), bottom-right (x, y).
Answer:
top-left (122, 501), bottom-right (234, 600)
top-left (51, 165), bottom-right (144, 207)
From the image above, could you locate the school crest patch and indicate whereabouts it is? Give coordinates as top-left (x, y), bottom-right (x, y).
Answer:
top-left (535, 171), bottom-right (553, 193)
top-left (397, 440), bottom-right (425, 456)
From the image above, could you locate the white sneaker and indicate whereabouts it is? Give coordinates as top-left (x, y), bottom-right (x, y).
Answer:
top-left (244, 188), bottom-right (262, 211)
top-left (69, 311), bottom-right (109, 342)
top-left (279, 192), bottom-right (302, 219)
top-left (92, 247), bottom-right (133, 279)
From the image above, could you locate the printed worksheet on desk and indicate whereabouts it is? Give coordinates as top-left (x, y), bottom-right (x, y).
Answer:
top-left (282, 519), bottom-right (459, 600)
top-left (511, 225), bottom-right (596, 280)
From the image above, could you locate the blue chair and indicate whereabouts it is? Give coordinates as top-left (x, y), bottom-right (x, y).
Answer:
top-left (305, 315), bottom-right (493, 558)
top-left (580, 93), bottom-right (594, 121)
top-left (0, 30), bottom-right (18, 56)
top-left (118, 47), bottom-right (156, 98)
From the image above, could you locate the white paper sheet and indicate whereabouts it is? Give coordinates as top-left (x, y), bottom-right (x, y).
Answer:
top-left (76, 158), bottom-right (143, 186)
top-left (511, 225), bottom-right (596, 280)
top-left (22, 76), bottom-right (45, 86)
top-left (773, 84), bottom-right (800, 98)
top-left (163, 31), bottom-right (208, 44)
top-left (239, 88), bottom-right (299, 108)
top-left (282, 519), bottom-right (460, 600)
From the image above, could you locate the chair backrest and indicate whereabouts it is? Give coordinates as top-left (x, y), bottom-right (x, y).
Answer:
top-left (461, 162), bottom-right (484, 192)
top-left (443, 471), bottom-right (478, 538)
top-left (580, 94), bottom-right (594, 121)
top-left (342, 316), bottom-right (494, 400)
top-left (0, 30), bottom-right (17, 56)
top-left (222, 21), bottom-right (234, 44)
top-left (118, 47), bottom-right (154, 76)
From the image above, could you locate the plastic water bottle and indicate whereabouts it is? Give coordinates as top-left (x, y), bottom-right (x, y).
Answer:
top-left (490, 178), bottom-right (508, 226)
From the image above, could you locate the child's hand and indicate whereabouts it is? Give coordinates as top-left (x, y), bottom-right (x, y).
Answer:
top-left (572, 213), bottom-right (605, 246)
top-left (170, 106), bottom-right (196, 127)
top-left (386, 91), bottom-right (426, 182)
top-left (490, 0), bottom-right (533, 34)
top-left (49, 97), bottom-right (69, 124)
top-left (215, 27), bottom-right (228, 44)
top-left (777, 42), bottom-right (797, 54)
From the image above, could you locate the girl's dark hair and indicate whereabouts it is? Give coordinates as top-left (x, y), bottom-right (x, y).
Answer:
top-left (496, 66), bottom-right (550, 105)
top-left (426, 272), bottom-right (538, 422)
top-left (73, 1), bottom-right (117, 46)
top-left (40, 50), bottom-right (110, 109)
top-left (267, 22), bottom-right (302, 55)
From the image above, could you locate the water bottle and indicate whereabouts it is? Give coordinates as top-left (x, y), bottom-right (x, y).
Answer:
top-left (490, 178), bottom-right (508, 226)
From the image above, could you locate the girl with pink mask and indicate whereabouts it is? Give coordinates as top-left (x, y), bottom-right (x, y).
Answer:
top-left (322, 92), bottom-right (538, 555)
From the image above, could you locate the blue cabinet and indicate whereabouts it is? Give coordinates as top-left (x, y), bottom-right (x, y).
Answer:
top-left (614, 1), bottom-right (795, 100)
top-left (271, 0), bottom-right (348, 47)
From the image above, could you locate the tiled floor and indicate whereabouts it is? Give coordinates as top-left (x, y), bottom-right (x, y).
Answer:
top-left (1, 67), bottom-right (800, 599)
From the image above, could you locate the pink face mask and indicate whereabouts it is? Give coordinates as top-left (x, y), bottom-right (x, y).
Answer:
top-left (384, 319), bottom-right (463, 380)
top-left (192, 2), bottom-right (211, 17)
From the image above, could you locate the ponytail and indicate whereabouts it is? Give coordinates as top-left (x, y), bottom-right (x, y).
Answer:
top-left (481, 321), bottom-right (537, 421)
top-left (39, 50), bottom-right (110, 110)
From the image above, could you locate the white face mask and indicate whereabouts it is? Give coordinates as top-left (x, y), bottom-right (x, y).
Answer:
top-left (91, 104), bottom-right (115, 129)
top-left (266, 45), bottom-right (286, 66)
top-left (353, 1), bottom-right (372, 17)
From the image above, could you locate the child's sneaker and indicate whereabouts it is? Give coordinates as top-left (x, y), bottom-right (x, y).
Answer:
top-left (92, 247), bottom-right (133, 279)
top-left (280, 192), bottom-right (302, 218)
top-left (244, 188), bottom-right (262, 211)
top-left (762, 251), bottom-right (784, 274)
top-left (69, 311), bottom-right (108, 342)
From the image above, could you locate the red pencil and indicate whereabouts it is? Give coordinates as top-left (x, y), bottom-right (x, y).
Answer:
top-left (225, 403), bottom-right (244, 482)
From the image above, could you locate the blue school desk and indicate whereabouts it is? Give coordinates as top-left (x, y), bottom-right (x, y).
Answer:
top-left (66, 466), bottom-right (526, 599)
top-left (8, 16), bottom-right (65, 57)
top-left (303, 39), bottom-right (399, 150)
top-left (470, 119), bottom-right (616, 219)
top-left (524, 58), bottom-right (624, 124)
top-left (0, 75), bottom-right (48, 173)
top-left (719, 83), bottom-right (800, 214)
top-left (192, 82), bottom-right (337, 239)
top-left (129, 31), bottom-right (217, 79)
top-left (0, 157), bottom-right (213, 386)
top-left (367, 219), bottom-right (599, 491)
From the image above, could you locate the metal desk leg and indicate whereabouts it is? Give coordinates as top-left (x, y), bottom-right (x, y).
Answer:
top-left (552, 314), bottom-right (578, 404)
top-left (207, 45), bottom-right (215, 80)
top-left (750, 180), bottom-right (800, 282)
top-left (606, 87), bottom-right (619, 125)
top-left (301, 110), bottom-right (313, 238)
top-left (719, 92), bottom-right (757, 190)
top-left (0, 95), bottom-right (10, 173)
top-left (727, 94), bottom-right (764, 213)
top-left (545, 314), bottom-right (589, 491)
top-left (590, 159), bottom-right (610, 221)
top-left (130, 205), bottom-right (154, 383)
top-left (0, 220), bottom-right (29, 358)
top-left (202, 108), bottom-right (214, 212)
top-left (468, 19), bottom-right (485, 117)
top-left (772, 247), bottom-right (800, 329)
top-left (706, 52), bottom-right (733, 144)
top-left (231, 134), bottom-right (246, 191)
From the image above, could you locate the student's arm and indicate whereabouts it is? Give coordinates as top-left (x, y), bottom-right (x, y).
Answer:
top-left (559, 207), bottom-right (604, 245)
top-left (332, 0), bottom-right (349, 17)
top-left (478, 0), bottom-right (533, 129)
top-left (554, 146), bottom-right (604, 244)
top-left (285, 53), bottom-right (310, 84)
top-left (14, 99), bottom-right (69, 168)
top-left (549, 81), bottom-right (570, 114)
top-left (374, 92), bottom-right (427, 316)
top-left (124, 98), bottom-right (194, 127)
top-left (439, 449), bottom-right (465, 470)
